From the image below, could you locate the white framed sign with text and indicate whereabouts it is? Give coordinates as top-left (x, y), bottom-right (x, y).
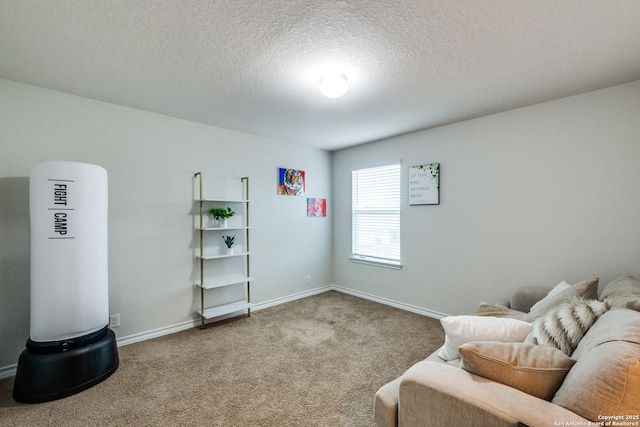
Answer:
top-left (408, 163), bottom-right (440, 205)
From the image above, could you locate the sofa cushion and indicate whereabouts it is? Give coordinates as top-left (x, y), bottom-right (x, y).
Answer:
top-left (600, 275), bottom-right (640, 311)
top-left (437, 316), bottom-right (532, 361)
top-left (459, 341), bottom-right (576, 401)
top-left (469, 304), bottom-right (530, 321)
top-left (552, 341), bottom-right (640, 421)
top-left (528, 278), bottom-right (599, 321)
top-left (399, 361), bottom-right (592, 427)
top-left (552, 309), bottom-right (640, 422)
top-left (525, 297), bottom-right (610, 356)
top-left (570, 308), bottom-right (640, 360)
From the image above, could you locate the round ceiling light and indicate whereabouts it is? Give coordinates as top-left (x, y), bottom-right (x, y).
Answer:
top-left (319, 73), bottom-right (348, 98)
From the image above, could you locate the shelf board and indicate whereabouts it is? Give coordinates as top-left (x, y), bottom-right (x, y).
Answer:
top-left (197, 275), bottom-right (255, 290)
top-left (195, 199), bottom-right (252, 203)
top-left (197, 300), bottom-right (253, 319)
top-left (198, 226), bottom-right (253, 231)
top-left (197, 251), bottom-right (254, 260)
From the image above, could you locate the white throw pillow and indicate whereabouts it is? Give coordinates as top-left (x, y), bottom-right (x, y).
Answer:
top-left (437, 315), bottom-right (533, 361)
top-left (529, 281), bottom-right (571, 313)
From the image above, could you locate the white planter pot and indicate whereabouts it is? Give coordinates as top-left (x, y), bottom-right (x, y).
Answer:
top-left (225, 247), bottom-right (234, 255)
top-left (218, 219), bottom-right (228, 228)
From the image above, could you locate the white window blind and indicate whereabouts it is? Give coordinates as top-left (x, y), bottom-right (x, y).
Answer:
top-left (351, 162), bottom-right (401, 268)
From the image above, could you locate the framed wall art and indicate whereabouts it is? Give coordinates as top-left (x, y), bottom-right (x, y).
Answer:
top-left (307, 198), bottom-right (326, 217)
top-left (278, 167), bottom-right (305, 196)
top-left (408, 163), bottom-right (439, 205)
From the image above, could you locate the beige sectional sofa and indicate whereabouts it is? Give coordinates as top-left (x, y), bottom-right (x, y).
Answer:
top-left (375, 276), bottom-right (640, 427)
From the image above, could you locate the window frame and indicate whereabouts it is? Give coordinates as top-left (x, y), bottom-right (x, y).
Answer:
top-left (350, 161), bottom-right (402, 269)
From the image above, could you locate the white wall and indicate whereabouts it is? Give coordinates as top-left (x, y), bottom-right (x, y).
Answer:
top-left (333, 81), bottom-right (640, 316)
top-left (4, 77), bottom-right (640, 372)
top-left (0, 79), bottom-right (332, 369)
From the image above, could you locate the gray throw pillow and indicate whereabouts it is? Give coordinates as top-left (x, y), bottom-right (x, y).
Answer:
top-left (528, 277), bottom-right (599, 321)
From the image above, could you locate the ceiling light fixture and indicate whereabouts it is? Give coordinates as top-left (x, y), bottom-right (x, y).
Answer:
top-left (319, 73), bottom-right (348, 98)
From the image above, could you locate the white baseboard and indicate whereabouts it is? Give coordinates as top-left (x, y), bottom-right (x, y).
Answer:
top-left (115, 320), bottom-right (198, 348)
top-left (252, 285), bottom-right (333, 311)
top-left (0, 364), bottom-right (17, 380)
top-left (0, 285), bottom-right (443, 379)
top-left (117, 286), bottom-right (333, 348)
top-left (330, 285), bottom-right (448, 320)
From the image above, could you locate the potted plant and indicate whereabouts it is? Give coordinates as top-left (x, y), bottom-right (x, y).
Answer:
top-left (209, 207), bottom-right (235, 228)
top-left (222, 235), bottom-right (235, 254)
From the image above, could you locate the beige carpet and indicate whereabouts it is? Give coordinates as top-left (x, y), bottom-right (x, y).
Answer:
top-left (0, 291), bottom-right (444, 426)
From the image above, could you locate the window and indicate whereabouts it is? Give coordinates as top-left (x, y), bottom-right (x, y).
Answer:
top-left (351, 161), bottom-right (401, 269)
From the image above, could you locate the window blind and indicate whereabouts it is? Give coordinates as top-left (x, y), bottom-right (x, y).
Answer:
top-left (351, 162), bottom-right (401, 267)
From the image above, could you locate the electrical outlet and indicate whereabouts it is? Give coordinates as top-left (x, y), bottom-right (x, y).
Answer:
top-left (109, 314), bottom-right (120, 328)
top-left (306, 275), bottom-right (311, 285)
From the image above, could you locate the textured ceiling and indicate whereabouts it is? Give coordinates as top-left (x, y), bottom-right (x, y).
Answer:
top-left (2, 1), bottom-right (640, 151)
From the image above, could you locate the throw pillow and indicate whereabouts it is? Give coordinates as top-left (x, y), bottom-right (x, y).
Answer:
top-left (529, 281), bottom-right (571, 313)
top-left (525, 297), bottom-right (610, 356)
top-left (459, 341), bottom-right (576, 401)
top-left (437, 315), bottom-right (532, 361)
top-left (600, 275), bottom-right (640, 311)
top-left (627, 299), bottom-right (640, 311)
top-left (528, 277), bottom-right (599, 321)
top-left (600, 275), bottom-right (640, 299)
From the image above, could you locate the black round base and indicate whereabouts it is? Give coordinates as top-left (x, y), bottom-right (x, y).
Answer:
top-left (13, 328), bottom-right (119, 403)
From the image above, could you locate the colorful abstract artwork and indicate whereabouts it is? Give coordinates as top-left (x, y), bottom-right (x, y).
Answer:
top-left (307, 198), bottom-right (326, 217)
top-left (278, 168), bottom-right (305, 196)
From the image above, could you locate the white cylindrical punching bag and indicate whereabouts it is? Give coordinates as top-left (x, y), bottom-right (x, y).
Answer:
top-left (29, 161), bottom-right (108, 342)
top-left (13, 160), bottom-right (116, 404)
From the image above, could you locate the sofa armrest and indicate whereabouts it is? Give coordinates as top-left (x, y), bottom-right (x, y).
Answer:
top-left (398, 361), bottom-right (589, 427)
top-left (375, 353), bottom-right (461, 427)
top-left (509, 286), bottom-right (550, 313)
top-left (375, 376), bottom-right (402, 427)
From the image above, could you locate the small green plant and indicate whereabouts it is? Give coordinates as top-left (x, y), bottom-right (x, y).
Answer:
top-left (222, 235), bottom-right (235, 248)
top-left (210, 207), bottom-right (235, 220)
